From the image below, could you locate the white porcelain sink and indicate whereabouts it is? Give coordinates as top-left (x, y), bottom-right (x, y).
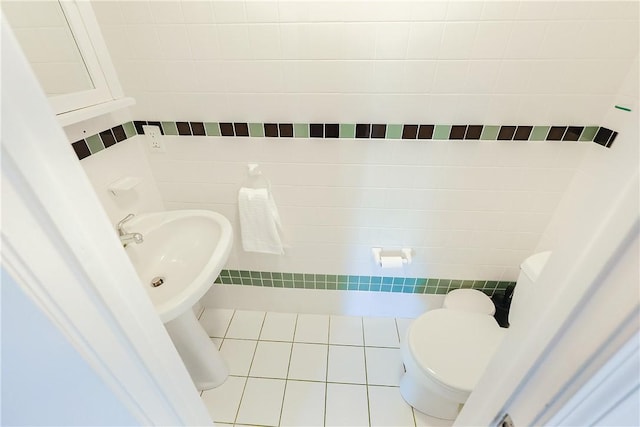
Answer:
top-left (125, 209), bottom-right (232, 322)
top-left (123, 209), bottom-right (232, 390)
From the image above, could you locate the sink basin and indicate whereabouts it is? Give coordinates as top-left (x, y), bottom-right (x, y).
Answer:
top-left (123, 209), bottom-right (233, 390)
top-left (125, 209), bottom-right (232, 323)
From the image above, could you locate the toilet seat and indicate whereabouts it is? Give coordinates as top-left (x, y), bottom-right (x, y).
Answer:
top-left (443, 288), bottom-right (496, 315)
top-left (406, 309), bottom-right (505, 393)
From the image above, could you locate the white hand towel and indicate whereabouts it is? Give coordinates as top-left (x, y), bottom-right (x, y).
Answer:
top-left (238, 187), bottom-right (284, 254)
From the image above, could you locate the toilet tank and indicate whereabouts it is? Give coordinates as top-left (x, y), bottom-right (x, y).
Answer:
top-left (508, 251), bottom-right (552, 326)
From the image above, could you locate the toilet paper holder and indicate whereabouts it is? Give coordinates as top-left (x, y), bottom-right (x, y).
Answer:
top-left (372, 247), bottom-right (412, 267)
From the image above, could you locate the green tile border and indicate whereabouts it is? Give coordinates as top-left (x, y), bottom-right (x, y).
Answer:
top-left (72, 119), bottom-right (617, 161)
top-left (215, 269), bottom-right (515, 297)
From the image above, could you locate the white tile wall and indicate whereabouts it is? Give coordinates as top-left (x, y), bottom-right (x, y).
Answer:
top-left (76, 1), bottom-right (639, 282)
top-left (144, 134), bottom-right (587, 280)
top-left (92, 0), bottom-right (638, 124)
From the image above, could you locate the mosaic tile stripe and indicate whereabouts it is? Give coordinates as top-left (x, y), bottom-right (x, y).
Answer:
top-left (134, 121), bottom-right (610, 144)
top-left (73, 120), bottom-right (618, 160)
top-left (214, 269), bottom-right (515, 297)
top-left (72, 121), bottom-right (136, 160)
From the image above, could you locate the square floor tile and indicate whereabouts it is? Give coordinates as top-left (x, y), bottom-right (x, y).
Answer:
top-left (325, 383), bottom-right (369, 427)
top-left (414, 408), bottom-right (454, 426)
top-left (288, 343), bottom-right (328, 381)
top-left (396, 318), bottom-right (414, 343)
top-left (368, 385), bottom-right (414, 427)
top-left (249, 341), bottom-right (292, 379)
top-left (364, 317), bottom-right (400, 347)
top-left (294, 314), bottom-right (329, 343)
top-left (236, 377), bottom-right (286, 427)
top-left (330, 315), bottom-right (364, 345)
top-left (199, 308), bottom-right (234, 338)
top-left (280, 380), bottom-right (325, 427)
top-left (366, 347), bottom-right (404, 386)
top-left (200, 375), bottom-right (246, 423)
top-left (260, 312), bottom-right (297, 341)
top-left (219, 339), bottom-right (257, 376)
top-left (225, 310), bottom-right (265, 339)
top-left (327, 345), bottom-right (366, 384)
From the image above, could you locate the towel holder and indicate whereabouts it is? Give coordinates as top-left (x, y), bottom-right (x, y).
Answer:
top-left (242, 163), bottom-right (272, 190)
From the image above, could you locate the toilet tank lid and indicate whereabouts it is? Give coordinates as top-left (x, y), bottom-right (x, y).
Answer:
top-left (521, 251), bottom-right (552, 281)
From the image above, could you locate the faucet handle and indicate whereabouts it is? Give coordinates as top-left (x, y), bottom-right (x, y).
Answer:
top-left (116, 213), bottom-right (135, 233)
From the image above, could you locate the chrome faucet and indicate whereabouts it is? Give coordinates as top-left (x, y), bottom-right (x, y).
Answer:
top-left (117, 213), bottom-right (144, 247)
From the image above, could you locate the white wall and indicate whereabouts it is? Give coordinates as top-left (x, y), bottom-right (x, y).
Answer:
top-left (80, 135), bottom-right (165, 224)
top-left (93, 0), bottom-right (638, 123)
top-left (79, 1), bottom-right (639, 280)
top-left (147, 134), bottom-right (586, 280)
top-left (537, 56), bottom-right (640, 252)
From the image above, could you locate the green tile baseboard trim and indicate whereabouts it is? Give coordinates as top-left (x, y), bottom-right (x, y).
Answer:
top-left (73, 120), bottom-right (618, 160)
top-left (214, 269), bottom-right (515, 297)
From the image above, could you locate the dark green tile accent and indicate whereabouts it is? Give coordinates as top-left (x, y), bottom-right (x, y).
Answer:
top-left (381, 284), bottom-right (392, 292)
top-left (579, 126), bottom-right (599, 141)
top-left (86, 135), bottom-right (105, 154)
top-left (123, 121), bottom-right (136, 138)
top-left (415, 286), bottom-right (426, 294)
top-left (433, 125), bottom-right (452, 140)
top-left (249, 122), bottom-right (264, 137)
top-left (386, 124), bottom-right (403, 139)
top-left (461, 280), bottom-right (474, 289)
top-left (294, 123), bottom-right (309, 138)
top-left (392, 285), bottom-right (403, 292)
top-left (340, 123), bottom-right (355, 138)
top-left (480, 125), bottom-right (500, 140)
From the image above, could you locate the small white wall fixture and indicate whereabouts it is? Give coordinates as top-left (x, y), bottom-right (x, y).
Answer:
top-left (1, 17), bottom-right (211, 426)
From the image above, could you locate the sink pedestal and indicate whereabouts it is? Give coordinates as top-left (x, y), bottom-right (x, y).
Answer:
top-left (164, 309), bottom-right (228, 390)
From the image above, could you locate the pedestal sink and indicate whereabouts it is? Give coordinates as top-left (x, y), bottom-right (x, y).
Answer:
top-left (124, 210), bottom-right (233, 390)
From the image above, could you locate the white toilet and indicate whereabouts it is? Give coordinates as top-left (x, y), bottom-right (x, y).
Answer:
top-left (442, 288), bottom-right (495, 315)
top-left (400, 252), bottom-right (551, 420)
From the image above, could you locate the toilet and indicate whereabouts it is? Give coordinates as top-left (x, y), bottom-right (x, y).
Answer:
top-left (443, 288), bottom-right (495, 315)
top-left (400, 251), bottom-right (551, 420)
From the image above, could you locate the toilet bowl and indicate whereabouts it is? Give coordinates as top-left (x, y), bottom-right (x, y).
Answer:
top-left (400, 309), bottom-right (505, 419)
top-left (443, 288), bottom-right (495, 315)
top-left (400, 251), bottom-right (551, 419)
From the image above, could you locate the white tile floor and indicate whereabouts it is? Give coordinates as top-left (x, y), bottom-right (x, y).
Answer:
top-left (199, 309), bottom-right (453, 427)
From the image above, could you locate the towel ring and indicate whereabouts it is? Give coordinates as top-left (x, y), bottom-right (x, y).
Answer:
top-left (242, 163), bottom-right (272, 191)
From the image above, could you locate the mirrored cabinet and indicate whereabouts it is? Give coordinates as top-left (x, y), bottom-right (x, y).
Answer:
top-left (2, 1), bottom-right (134, 126)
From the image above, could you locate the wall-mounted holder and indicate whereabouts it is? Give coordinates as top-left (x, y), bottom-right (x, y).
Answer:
top-left (108, 176), bottom-right (142, 197)
top-left (372, 247), bottom-right (412, 268)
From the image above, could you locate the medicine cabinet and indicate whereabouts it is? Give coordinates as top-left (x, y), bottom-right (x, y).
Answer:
top-left (2, 1), bottom-right (134, 126)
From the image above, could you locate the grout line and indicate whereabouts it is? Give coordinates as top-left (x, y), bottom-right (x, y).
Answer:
top-left (324, 315), bottom-right (331, 427)
top-left (215, 333), bottom-right (401, 348)
top-left (362, 316), bottom-right (372, 427)
top-left (232, 312), bottom-right (266, 425)
top-left (277, 313), bottom-right (299, 426)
